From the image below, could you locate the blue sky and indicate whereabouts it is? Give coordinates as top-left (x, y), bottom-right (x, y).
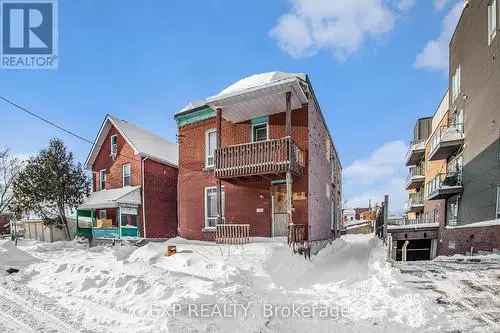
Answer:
top-left (0, 0), bottom-right (464, 213)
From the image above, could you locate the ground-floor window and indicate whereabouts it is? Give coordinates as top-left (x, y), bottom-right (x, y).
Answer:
top-left (204, 186), bottom-right (225, 228)
top-left (120, 207), bottom-right (138, 228)
top-left (447, 195), bottom-right (460, 226)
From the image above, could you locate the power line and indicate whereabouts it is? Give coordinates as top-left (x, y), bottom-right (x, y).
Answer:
top-left (0, 95), bottom-right (152, 164)
top-left (0, 95), bottom-right (94, 145)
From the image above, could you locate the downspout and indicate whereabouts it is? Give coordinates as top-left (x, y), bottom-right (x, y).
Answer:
top-left (141, 157), bottom-right (149, 239)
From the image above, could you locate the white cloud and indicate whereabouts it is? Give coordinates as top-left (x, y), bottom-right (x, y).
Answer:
top-left (270, 0), bottom-right (413, 61)
top-left (414, 1), bottom-right (463, 72)
top-left (396, 0), bottom-right (416, 12)
top-left (343, 140), bottom-right (408, 215)
top-left (434, 0), bottom-right (452, 11)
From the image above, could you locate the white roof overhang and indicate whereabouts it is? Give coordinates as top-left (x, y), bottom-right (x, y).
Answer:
top-left (78, 186), bottom-right (141, 210)
top-left (206, 78), bottom-right (308, 123)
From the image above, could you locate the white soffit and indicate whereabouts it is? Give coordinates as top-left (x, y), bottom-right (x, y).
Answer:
top-left (207, 79), bottom-right (307, 123)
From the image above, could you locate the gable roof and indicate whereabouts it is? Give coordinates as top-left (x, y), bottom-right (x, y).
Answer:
top-left (85, 114), bottom-right (178, 169)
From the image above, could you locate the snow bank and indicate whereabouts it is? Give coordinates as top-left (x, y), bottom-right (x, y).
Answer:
top-left (0, 240), bottom-right (40, 269)
top-left (3, 235), bottom-right (461, 332)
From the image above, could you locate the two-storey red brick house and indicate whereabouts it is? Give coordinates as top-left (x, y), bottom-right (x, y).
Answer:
top-left (77, 115), bottom-right (178, 239)
top-left (175, 72), bottom-right (342, 242)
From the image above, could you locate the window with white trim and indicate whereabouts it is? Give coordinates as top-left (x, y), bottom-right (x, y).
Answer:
top-left (99, 169), bottom-right (106, 190)
top-left (451, 65), bottom-right (461, 102)
top-left (110, 135), bottom-right (118, 155)
top-left (204, 186), bottom-right (225, 228)
top-left (496, 186), bottom-right (500, 219)
top-left (122, 163), bottom-right (131, 186)
top-left (205, 129), bottom-right (217, 168)
top-left (252, 123), bottom-right (268, 142)
top-left (489, 0), bottom-right (497, 44)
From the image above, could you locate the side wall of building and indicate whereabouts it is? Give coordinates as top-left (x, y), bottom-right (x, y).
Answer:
top-left (143, 159), bottom-right (178, 238)
top-left (450, 1), bottom-right (500, 224)
top-left (307, 102), bottom-right (340, 241)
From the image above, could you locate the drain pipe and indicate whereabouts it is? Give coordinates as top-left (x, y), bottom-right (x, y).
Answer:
top-left (402, 240), bottom-right (409, 262)
top-left (141, 157), bottom-right (149, 239)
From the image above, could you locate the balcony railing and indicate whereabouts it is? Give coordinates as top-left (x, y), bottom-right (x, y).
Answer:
top-left (409, 192), bottom-right (424, 206)
top-left (388, 214), bottom-right (437, 227)
top-left (426, 171), bottom-right (463, 200)
top-left (214, 137), bottom-right (305, 179)
top-left (406, 164), bottom-right (425, 190)
top-left (405, 139), bottom-right (426, 166)
top-left (428, 122), bottom-right (464, 161)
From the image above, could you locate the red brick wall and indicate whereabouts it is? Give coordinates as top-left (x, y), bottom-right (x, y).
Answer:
top-left (143, 159), bottom-right (178, 238)
top-left (178, 106), bottom-right (309, 240)
top-left (92, 125), bottom-right (142, 190)
top-left (438, 225), bottom-right (500, 256)
top-left (91, 124), bottom-right (178, 239)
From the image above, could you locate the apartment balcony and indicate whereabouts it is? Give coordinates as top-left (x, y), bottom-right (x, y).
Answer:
top-left (428, 123), bottom-right (464, 161)
top-left (405, 139), bottom-right (426, 166)
top-left (426, 171), bottom-right (463, 200)
top-left (406, 165), bottom-right (425, 190)
top-left (214, 137), bottom-right (305, 179)
top-left (406, 192), bottom-right (424, 213)
top-left (387, 215), bottom-right (438, 228)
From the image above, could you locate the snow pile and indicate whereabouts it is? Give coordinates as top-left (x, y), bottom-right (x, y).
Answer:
top-left (0, 235), bottom-right (477, 332)
top-left (0, 240), bottom-right (40, 269)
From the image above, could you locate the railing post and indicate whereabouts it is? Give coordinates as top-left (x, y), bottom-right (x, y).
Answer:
top-left (216, 108), bottom-right (223, 225)
top-left (285, 92), bottom-right (293, 225)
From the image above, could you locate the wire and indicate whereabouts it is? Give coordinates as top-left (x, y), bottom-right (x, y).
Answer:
top-left (0, 95), bottom-right (94, 145)
top-left (0, 95), bottom-right (148, 164)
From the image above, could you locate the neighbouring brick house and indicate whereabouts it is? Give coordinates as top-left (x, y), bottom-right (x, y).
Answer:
top-left (77, 115), bottom-right (178, 239)
top-left (174, 72), bottom-right (342, 242)
top-left (390, 0), bottom-right (500, 260)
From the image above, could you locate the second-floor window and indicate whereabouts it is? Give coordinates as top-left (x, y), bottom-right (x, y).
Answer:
top-left (489, 0), bottom-right (497, 44)
top-left (451, 65), bottom-right (461, 102)
top-left (99, 169), bottom-right (106, 190)
top-left (122, 163), bottom-right (131, 186)
top-left (252, 123), bottom-right (268, 142)
top-left (110, 135), bottom-right (118, 156)
top-left (205, 129), bottom-right (217, 168)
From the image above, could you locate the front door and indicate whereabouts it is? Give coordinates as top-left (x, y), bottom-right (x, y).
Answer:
top-left (271, 184), bottom-right (288, 237)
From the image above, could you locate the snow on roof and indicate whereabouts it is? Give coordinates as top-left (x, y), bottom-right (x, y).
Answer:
top-left (387, 223), bottom-right (439, 230)
top-left (445, 218), bottom-right (500, 229)
top-left (176, 71), bottom-right (306, 115)
top-left (85, 115), bottom-right (178, 169)
top-left (108, 115), bottom-right (178, 166)
top-left (214, 71), bottom-right (306, 98)
top-left (78, 186), bottom-right (141, 210)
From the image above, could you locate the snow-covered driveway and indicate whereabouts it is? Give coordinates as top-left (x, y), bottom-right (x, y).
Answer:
top-left (0, 234), bottom-right (499, 332)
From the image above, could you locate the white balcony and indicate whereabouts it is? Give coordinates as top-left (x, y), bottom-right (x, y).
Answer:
top-left (405, 140), bottom-right (426, 166)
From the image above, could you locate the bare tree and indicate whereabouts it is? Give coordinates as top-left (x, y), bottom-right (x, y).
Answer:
top-left (0, 148), bottom-right (22, 215)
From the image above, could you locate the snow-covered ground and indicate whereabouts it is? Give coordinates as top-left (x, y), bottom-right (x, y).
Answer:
top-left (0, 234), bottom-right (499, 332)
